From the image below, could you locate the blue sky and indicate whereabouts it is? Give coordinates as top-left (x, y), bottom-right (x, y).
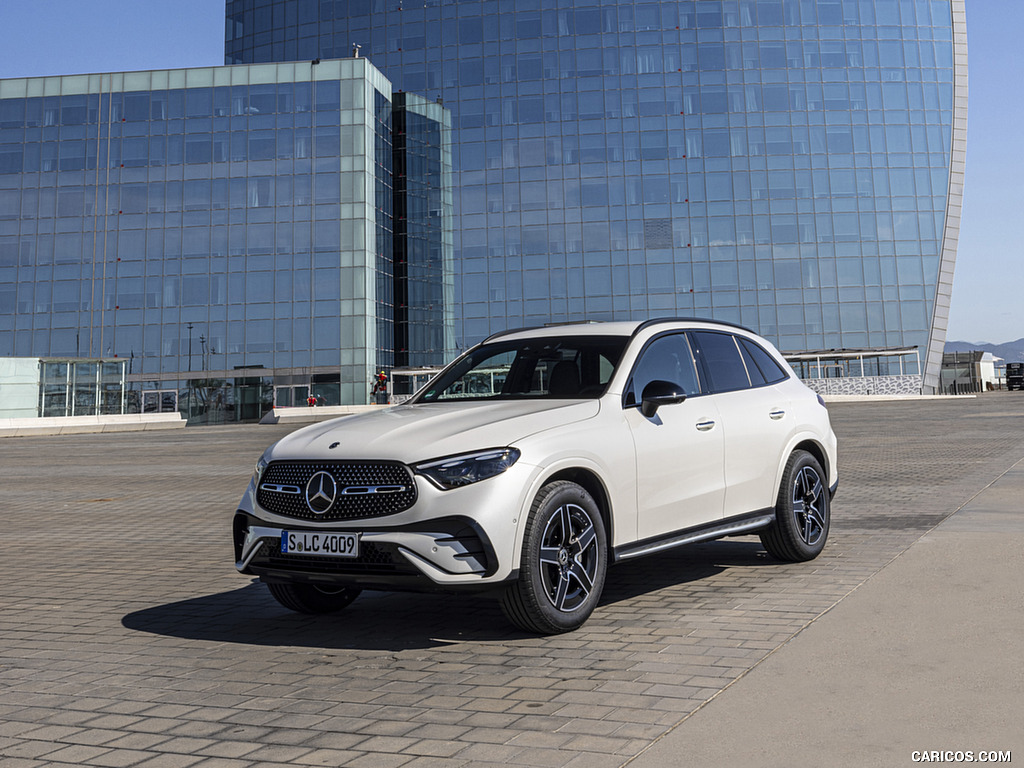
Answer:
top-left (1, 1), bottom-right (1020, 344)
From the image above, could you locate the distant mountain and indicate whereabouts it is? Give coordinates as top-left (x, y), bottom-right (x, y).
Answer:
top-left (945, 338), bottom-right (1024, 363)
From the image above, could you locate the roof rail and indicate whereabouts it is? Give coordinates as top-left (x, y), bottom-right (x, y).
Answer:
top-left (483, 317), bottom-right (756, 345)
top-left (630, 317), bottom-right (755, 339)
top-left (482, 325), bottom-right (543, 343)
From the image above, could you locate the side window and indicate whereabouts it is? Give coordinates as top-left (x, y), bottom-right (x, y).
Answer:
top-left (625, 333), bottom-right (701, 406)
top-left (738, 342), bottom-right (768, 387)
top-left (692, 331), bottom-right (751, 393)
top-left (739, 337), bottom-right (789, 384)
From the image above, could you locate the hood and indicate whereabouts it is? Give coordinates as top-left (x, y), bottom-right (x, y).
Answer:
top-left (267, 399), bottom-right (601, 463)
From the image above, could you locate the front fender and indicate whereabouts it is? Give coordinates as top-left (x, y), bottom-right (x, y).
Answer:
top-left (508, 413), bottom-right (635, 567)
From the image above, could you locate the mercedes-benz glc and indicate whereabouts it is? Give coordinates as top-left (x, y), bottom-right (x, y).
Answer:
top-left (233, 319), bottom-right (837, 634)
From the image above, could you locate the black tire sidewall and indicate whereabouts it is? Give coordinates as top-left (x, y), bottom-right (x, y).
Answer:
top-left (763, 450), bottom-right (830, 562)
top-left (507, 481), bottom-right (608, 634)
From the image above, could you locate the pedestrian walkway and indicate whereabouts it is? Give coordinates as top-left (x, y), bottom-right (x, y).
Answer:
top-left (628, 457), bottom-right (1024, 768)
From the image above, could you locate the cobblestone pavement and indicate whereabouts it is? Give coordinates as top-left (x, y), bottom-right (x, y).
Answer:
top-left (2, 393), bottom-right (1023, 768)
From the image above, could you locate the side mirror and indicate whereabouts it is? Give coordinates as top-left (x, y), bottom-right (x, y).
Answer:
top-left (640, 380), bottom-right (687, 418)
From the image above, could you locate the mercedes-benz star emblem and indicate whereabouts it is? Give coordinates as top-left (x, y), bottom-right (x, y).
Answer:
top-left (305, 471), bottom-right (337, 514)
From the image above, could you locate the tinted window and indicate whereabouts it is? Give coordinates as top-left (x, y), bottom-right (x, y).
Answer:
top-left (739, 337), bottom-right (788, 384)
top-left (626, 333), bottom-right (702, 406)
top-left (692, 331), bottom-right (750, 393)
top-left (739, 342), bottom-right (768, 386)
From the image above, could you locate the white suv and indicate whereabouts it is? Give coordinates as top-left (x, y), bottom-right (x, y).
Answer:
top-left (234, 319), bottom-right (837, 634)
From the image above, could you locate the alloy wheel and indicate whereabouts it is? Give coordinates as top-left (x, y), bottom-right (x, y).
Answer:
top-left (792, 465), bottom-right (826, 546)
top-left (538, 503), bottom-right (600, 613)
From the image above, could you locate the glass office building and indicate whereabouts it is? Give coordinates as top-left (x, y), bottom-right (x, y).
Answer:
top-left (226, 0), bottom-right (967, 391)
top-left (0, 58), bottom-right (452, 419)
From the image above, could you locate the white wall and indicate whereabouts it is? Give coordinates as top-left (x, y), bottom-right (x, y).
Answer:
top-left (979, 356), bottom-right (998, 389)
top-left (0, 358), bottom-right (40, 418)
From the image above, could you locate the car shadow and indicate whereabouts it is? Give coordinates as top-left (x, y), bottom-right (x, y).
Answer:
top-left (121, 583), bottom-right (521, 650)
top-left (601, 538), bottom-right (774, 602)
top-left (121, 539), bottom-right (774, 649)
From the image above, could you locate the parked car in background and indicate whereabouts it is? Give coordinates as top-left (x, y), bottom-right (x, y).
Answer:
top-left (233, 319), bottom-right (838, 634)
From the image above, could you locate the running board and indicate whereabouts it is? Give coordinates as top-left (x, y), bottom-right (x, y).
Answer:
top-left (613, 512), bottom-right (775, 562)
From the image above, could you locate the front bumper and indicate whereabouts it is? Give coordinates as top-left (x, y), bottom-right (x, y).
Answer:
top-left (234, 459), bottom-right (540, 591)
top-left (233, 512), bottom-right (509, 592)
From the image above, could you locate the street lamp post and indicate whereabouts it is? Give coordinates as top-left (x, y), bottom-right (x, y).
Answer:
top-left (186, 323), bottom-right (195, 420)
top-left (198, 334), bottom-right (207, 421)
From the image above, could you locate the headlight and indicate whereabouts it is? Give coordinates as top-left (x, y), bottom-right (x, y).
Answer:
top-left (415, 448), bottom-right (521, 490)
top-left (252, 455), bottom-right (269, 486)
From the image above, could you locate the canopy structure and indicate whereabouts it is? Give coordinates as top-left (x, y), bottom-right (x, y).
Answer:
top-left (784, 347), bottom-right (921, 380)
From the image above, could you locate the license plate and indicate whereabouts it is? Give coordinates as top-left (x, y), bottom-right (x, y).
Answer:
top-left (281, 531), bottom-right (359, 558)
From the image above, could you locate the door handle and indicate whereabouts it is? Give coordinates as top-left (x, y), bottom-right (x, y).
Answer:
top-left (769, 409), bottom-right (785, 420)
top-left (695, 419), bottom-right (716, 431)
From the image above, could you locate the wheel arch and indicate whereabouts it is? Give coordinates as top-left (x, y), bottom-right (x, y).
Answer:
top-left (771, 436), bottom-right (832, 503)
top-left (793, 438), bottom-right (829, 481)
top-left (541, 466), bottom-right (614, 549)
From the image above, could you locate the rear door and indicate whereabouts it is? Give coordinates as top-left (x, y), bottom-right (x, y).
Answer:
top-left (691, 331), bottom-right (792, 519)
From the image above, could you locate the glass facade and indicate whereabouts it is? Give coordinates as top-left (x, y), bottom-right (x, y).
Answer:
top-left (393, 93), bottom-right (456, 368)
top-left (38, 358), bottom-right (128, 417)
top-left (0, 59), bottom-right (453, 418)
top-left (225, 0), bottom-right (967, 390)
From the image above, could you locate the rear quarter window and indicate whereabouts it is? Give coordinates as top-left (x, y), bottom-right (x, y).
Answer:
top-left (738, 337), bottom-right (789, 384)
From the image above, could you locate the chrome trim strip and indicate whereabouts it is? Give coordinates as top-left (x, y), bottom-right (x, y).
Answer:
top-left (237, 525), bottom-right (286, 571)
top-left (615, 513), bottom-right (775, 562)
top-left (340, 485), bottom-right (408, 495)
top-left (261, 483), bottom-right (301, 494)
top-left (237, 540), bottom-right (265, 571)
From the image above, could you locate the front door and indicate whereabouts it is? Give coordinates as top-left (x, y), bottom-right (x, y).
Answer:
top-left (624, 332), bottom-right (726, 541)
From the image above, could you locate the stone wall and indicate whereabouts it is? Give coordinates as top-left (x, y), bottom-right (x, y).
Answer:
top-left (801, 375), bottom-right (923, 396)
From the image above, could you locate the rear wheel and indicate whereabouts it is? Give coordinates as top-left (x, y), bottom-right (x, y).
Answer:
top-left (500, 481), bottom-right (607, 634)
top-left (266, 582), bottom-right (361, 614)
top-left (760, 450), bottom-right (830, 562)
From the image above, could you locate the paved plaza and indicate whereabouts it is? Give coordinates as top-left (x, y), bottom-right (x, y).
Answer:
top-left (2, 393), bottom-right (1023, 767)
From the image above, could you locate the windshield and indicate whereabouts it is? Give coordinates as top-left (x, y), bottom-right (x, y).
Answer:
top-left (413, 335), bottom-right (629, 402)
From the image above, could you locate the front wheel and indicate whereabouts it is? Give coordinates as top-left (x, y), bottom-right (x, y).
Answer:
top-left (760, 450), bottom-right (830, 562)
top-left (500, 481), bottom-right (607, 634)
top-left (266, 582), bottom-right (361, 614)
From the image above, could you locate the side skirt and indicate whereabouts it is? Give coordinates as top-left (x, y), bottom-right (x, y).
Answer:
top-left (612, 509), bottom-right (775, 563)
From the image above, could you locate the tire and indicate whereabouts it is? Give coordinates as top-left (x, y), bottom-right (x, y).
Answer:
top-left (760, 450), bottom-right (830, 562)
top-left (266, 582), bottom-right (361, 614)
top-left (500, 480), bottom-right (607, 634)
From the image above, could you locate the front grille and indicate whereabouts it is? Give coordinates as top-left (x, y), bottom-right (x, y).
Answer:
top-left (253, 539), bottom-right (418, 576)
top-left (257, 461), bottom-right (417, 521)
